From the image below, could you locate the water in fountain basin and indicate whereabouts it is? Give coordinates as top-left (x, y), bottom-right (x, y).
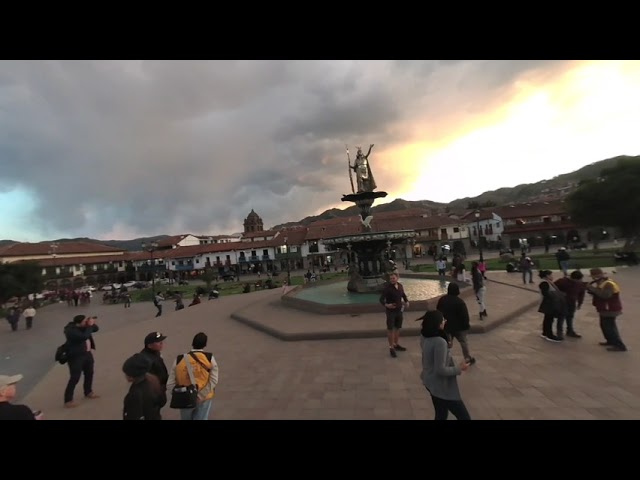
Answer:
top-left (293, 278), bottom-right (450, 305)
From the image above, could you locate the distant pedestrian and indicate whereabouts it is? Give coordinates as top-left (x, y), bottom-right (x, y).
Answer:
top-left (23, 305), bottom-right (36, 330)
top-left (519, 253), bottom-right (534, 284)
top-left (123, 293), bottom-right (131, 308)
top-left (417, 310), bottom-right (471, 420)
top-left (471, 261), bottom-right (487, 319)
top-left (435, 257), bottom-right (447, 276)
top-left (5, 307), bottom-right (21, 332)
top-left (153, 294), bottom-right (164, 317)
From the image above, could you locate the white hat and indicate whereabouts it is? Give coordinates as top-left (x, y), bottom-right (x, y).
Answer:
top-left (0, 374), bottom-right (23, 389)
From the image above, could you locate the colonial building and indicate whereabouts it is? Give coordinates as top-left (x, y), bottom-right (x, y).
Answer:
top-left (493, 200), bottom-right (583, 248)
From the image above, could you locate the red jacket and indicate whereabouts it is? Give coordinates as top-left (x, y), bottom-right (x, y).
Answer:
top-left (554, 277), bottom-right (586, 307)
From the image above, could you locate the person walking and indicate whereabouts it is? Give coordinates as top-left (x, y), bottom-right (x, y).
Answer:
top-left (23, 305), bottom-right (36, 330)
top-left (417, 310), bottom-right (471, 420)
top-left (471, 261), bottom-right (487, 319)
top-left (436, 283), bottom-right (476, 365)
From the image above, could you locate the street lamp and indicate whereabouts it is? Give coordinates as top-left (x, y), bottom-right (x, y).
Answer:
top-left (474, 210), bottom-right (483, 262)
top-left (284, 236), bottom-right (291, 286)
top-left (48, 242), bottom-right (59, 290)
top-left (141, 241), bottom-right (159, 295)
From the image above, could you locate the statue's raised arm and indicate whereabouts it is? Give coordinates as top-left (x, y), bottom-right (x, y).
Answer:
top-left (365, 144), bottom-right (374, 159)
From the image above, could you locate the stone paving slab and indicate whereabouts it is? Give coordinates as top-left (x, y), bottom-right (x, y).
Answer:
top-left (19, 267), bottom-right (640, 420)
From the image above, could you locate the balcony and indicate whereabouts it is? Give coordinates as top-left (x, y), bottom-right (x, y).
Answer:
top-left (503, 221), bottom-right (577, 235)
top-left (173, 264), bottom-right (194, 271)
top-left (136, 264), bottom-right (167, 273)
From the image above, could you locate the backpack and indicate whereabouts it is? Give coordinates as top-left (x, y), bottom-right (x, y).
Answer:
top-left (55, 343), bottom-right (69, 365)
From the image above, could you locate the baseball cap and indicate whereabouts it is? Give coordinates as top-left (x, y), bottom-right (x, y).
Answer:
top-left (144, 332), bottom-right (167, 346)
top-left (0, 374), bottom-right (23, 389)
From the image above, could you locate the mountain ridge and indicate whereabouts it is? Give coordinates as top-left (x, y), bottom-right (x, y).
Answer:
top-left (2, 155), bottom-right (635, 251)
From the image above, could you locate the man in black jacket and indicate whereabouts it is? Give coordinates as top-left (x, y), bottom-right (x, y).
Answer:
top-left (63, 314), bottom-right (100, 408)
top-left (139, 332), bottom-right (169, 415)
top-left (436, 283), bottom-right (476, 365)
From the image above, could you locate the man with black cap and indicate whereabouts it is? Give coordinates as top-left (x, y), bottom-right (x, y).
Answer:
top-left (63, 314), bottom-right (100, 408)
top-left (122, 353), bottom-right (162, 420)
top-left (139, 332), bottom-right (169, 415)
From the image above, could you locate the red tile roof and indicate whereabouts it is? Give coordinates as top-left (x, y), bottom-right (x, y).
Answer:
top-left (241, 230), bottom-right (279, 239)
top-left (503, 222), bottom-right (578, 235)
top-left (492, 200), bottom-right (568, 220)
top-left (19, 253), bottom-right (133, 267)
top-left (0, 241), bottom-right (124, 257)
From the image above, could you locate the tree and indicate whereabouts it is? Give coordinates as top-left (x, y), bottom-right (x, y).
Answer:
top-left (466, 201), bottom-right (481, 210)
top-left (566, 157), bottom-right (640, 250)
top-left (480, 200), bottom-right (497, 208)
top-left (201, 264), bottom-right (217, 291)
top-left (0, 262), bottom-right (45, 305)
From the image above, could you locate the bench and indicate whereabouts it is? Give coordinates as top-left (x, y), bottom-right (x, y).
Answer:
top-left (614, 251), bottom-right (638, 265)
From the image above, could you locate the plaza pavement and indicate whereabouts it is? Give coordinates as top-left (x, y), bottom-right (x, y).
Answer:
top-left (13, 265), bottom-right (640, 420)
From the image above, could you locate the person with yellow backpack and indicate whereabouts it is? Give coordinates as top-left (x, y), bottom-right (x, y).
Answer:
top-left (586, 268), bottom-right (626, 352)
top-left (166, 332), bottom-right (219, 420)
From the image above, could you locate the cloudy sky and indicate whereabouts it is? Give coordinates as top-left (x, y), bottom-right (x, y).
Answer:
top-left (2, 60), bottom-right (640, 242)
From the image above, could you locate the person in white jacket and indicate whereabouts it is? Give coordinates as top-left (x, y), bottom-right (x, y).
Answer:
top-left (23, 306), bottom-right (36, 330)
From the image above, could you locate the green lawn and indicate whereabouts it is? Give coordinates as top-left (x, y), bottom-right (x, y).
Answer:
top-left (128, 271), bottom-right (349, 304)
top-left (410, 249), bottom-right (623, 273)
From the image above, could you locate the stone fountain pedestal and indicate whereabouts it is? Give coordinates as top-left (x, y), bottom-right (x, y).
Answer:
top-left (321, 190), bottom-right (416, 293)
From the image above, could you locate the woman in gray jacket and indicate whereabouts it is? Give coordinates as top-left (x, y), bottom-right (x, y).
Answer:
top-left (418, 310), bottom-right (471, 420)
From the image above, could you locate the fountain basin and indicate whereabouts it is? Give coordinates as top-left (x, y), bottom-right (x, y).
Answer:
top-left (281, 274), bottom-right (473, 315)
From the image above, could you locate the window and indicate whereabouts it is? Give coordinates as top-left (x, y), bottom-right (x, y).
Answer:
top-left (496, 222), bottom-right (501, 228)
top-left (561, 215), bottom-right (569, 222)
top-left (453, 227), bottom-right (460, 233)
top-left (263, 249), bottom-right (268, 256)
top-left (472, 226), bottom-right (477, 236)
top-left (543, 216), bottom-right (551, 224)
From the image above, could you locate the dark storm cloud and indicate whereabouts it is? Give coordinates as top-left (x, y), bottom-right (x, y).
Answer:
top-left (0, 60), bottom-right (574, 239)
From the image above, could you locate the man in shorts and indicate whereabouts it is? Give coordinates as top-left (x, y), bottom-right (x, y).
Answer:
top-left (379, 273), bottom-right (410, 358)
